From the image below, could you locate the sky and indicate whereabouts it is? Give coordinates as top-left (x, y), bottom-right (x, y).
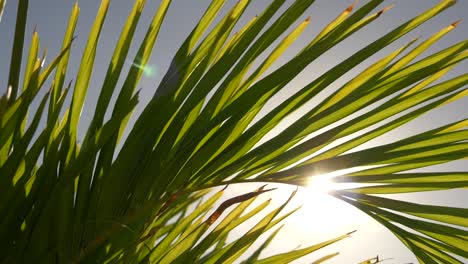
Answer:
top-left (0, 0), bottom-right (467, 263)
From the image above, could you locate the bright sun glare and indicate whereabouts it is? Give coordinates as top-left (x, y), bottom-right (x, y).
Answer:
top-left (226, 170), bottom-right (373, 245)
top-left (304, 168), bottom-right (366, 195)
top-left (306, 174), bottom-right (337, 195)
top-left (284, 170), bottom-right (372, 237)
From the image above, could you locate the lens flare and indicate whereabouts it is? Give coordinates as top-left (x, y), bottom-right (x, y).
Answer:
top-left (126, 60), bottom-right (157, 77)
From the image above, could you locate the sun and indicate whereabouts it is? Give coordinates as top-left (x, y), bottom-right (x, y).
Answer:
top-left (285, 170), bottom-right (373, 236)
top-left (306, 173), bottom-right (337, 195)
top-left (304, 168), bottom-right (367, 195)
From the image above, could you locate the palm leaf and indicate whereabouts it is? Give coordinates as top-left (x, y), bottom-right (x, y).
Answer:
top-left (0, 0), bottom-right (466, 263)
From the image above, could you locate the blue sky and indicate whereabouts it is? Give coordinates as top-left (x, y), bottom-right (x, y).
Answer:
top-left (1, 0), bottom-right (467, 263)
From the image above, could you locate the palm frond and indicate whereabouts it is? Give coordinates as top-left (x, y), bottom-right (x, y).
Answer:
top-left (0, 0), bottom-right (466, 263)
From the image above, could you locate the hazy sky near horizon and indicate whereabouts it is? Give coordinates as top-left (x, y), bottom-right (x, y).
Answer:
top-left (0, 0), bottom-right (467, 263)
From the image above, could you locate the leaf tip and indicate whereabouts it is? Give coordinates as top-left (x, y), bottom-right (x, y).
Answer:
top-left (259, 187), bottom-right (277, 195)
top-left (40, 48), bottom-right (48, 67)
top-left (378, 4), bottom-right (394, 16)
top-left (67, 79), bottom-right (74, 88)
top-left (305, 16), bottom-right (311, 22)
top-left (450, 19), bottom-right (462, 28)
top-left (346, 0), bottom-right (358, 12)
top-left (293, 186), bottom-right (299, 195)
top-left (412, 35), bottom-right (422, 42)
top-left (134, 88), bottom-right (142, 98)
